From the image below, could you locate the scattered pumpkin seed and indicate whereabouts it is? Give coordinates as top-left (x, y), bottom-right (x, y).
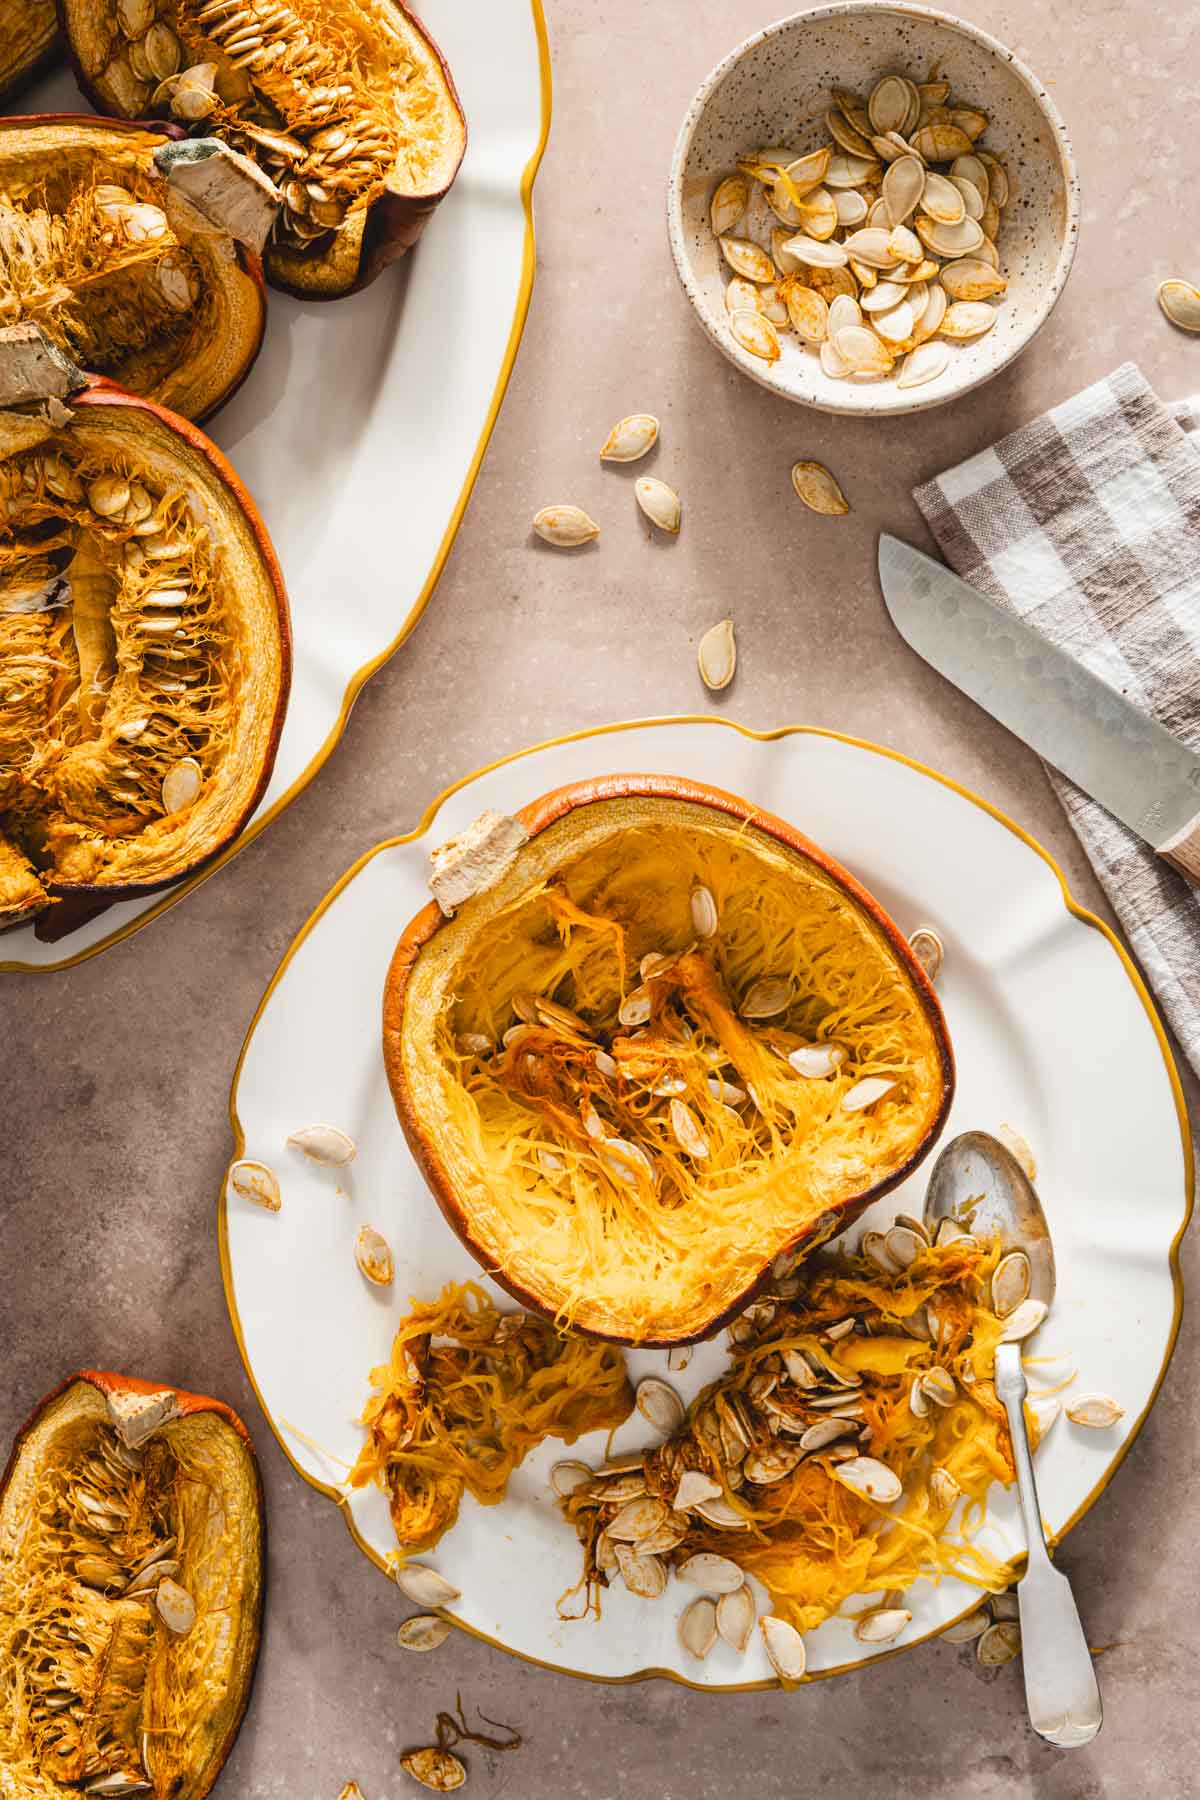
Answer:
top-left (532, 504), bottom-right (599, 548)
top-left (791, 460), bottom-right (849, 515)
top-left (1065, 1393), bottom-right (1124, 1429)
top-left (697, 617), bottom-right (736, 691)
top-left (599, 414), bottom-right (659, 462)
top-left (634, 476), bottom-right (682, 533)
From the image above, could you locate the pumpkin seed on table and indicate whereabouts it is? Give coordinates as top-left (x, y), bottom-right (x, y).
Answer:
top-left (532, 504), bottom-right (599, 547)
top-left (599, 414), bottom-right (659, 461)
top-left (1157, 279), bottom-right (1200, 332)
top-left (635, 476), bottom-right (682, 532)
top-left (398, 1614), bottom-right (452, 1652)
top-left (401, 1748), bottom-right (466, 1791)
top-left (791, 461), bottom-right (850, 514)
top-left (698, 617), bottom-right (736, 690)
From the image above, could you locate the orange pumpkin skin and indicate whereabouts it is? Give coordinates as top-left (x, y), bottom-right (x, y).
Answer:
top-left (0, 368), bottom-right (292, 942)
top-left (383, 773), bottom-right (956, 1347)
top-left (0, 1369), bottom-right (265, 1800)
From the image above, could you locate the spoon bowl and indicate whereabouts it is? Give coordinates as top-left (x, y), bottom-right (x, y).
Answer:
top-left (924, 1128), bottom-right (1056, 1306)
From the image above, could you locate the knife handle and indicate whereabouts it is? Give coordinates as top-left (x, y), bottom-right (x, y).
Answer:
top-left (1158, 816), bottom-right (1200, 884)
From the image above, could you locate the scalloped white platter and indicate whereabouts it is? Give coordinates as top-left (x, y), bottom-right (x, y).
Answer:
top-left (3, 0), bottom-right (547, 969)
top-left (223, 717), bottom-right (1189, 1687)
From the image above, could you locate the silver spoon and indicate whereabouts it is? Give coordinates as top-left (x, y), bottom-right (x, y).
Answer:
top-left (925, 1130), bottom-right (1102, 1749)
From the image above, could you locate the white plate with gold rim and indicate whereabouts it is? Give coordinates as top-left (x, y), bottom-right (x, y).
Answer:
top-left (222, 716), bottom-right (1190, 1688)
top-left (1, 0), bottom-right (550, 972)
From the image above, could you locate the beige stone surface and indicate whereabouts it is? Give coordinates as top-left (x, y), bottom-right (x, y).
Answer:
top-left (4, 1), bottom-right (1200, 1794)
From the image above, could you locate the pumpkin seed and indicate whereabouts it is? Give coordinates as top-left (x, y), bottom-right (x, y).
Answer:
top-left (678, 1595), bottom-right (718, 1659)
top-left (1065, 1393), bottom-right (1124, 1429)
top-left (919, 170), bottom-right (966, 224)
top-left (977, 1620), bottom-right (1022, 1665)
top-left (881, 155), bottom-right (925, 227)
top-left (940, 257), bottom-right (1006, 301)
top-left (939, 299), bottom-right (997, 339)
top-left (758, 281), bottom-right (789, 325)
top-left (911, 123), bottom-right (976, 163)
top-left (599, 414), bottom-right (659, 462)
top-left (694, 1494), bottom-right (750, 1530)
top-left (228, 1158), bottom-right (281, 1211)
top-left (726, 276), bottom-right (761, 314)
top-left (832, 1456), bottom-right (902, 1505)
top-left (401, 1748), bottom-right (465, 1791)
top-left (397, 1614), bottom-right (451, 1652)
top-left (999, 1298), bottom-right (1048, 1342)
top-left (355, 1225), bottom-right (394, 1286)
top-left (949, 173), bottom-right (985, 221)
top-left (716, 1583), bottom-right (755, 1653)
top-left (550, 1459), bottom-right (593, 1497)
top-left (841, 227), bottom-right (901, 270)
top-left (287, 1123), bottom-right (356, 1165)
top-left (729, 307), bottom-right (781, 361)
top-left (991, 1250), bottom-right (1031, 1318)
top-left (917, 214), bottom-right (984, 258)
top-left (790, 460), bottom-right (849, 515)
top-left (942, 1606), bottom-right (989, 1643)
top-left (636, 1376), bottom-right (686, 1435)
top-left (995, 1122), bottom-right (1037, 1180)
top-left (679, 1552), bottom-right (745, 1595)
top-left (906, 924), bottom-right (944, 977)
top-left (532, 504), bottom-right (599, 547)
top-left (760, 1614), bottom-right (806, 1681)
top-left (395, 1565), bottom-right (460, 1607)
top-left (781, 233), bottom-right (849, 269)
top-left (155, 1578), bottom-right (195, 1635)
top-left (827, 293), bottom-right (862, 334)
top-left (698, 617), bottom-right (736, 690)
top-left (1157, 278), bottom-right (1200, 331)
top-left (833, 187), bottom-right (869, 226)
top-left (741, 975), bottom-right (791, 1018)
top-left (669, 1096), bottom-right (710, 1159)
top-left (842, 1075), bottom-right (896, 1112)
top-left (117, 0), bottom-right (155, 32)
top-left (615, 1544), bottom-right (667, 1598)
top-left (819, 337), bottom-right (853, 378)
top-left (1028, 1395), bottom-right (1061, 1444)
top-left (784, 284), bottom-right (829, 344)
top-left (868, 74), bottom-right (911, 135)
top-left (855, 1606), bottom-right (912, 1643)
top-left (690, 883), bottom-right (718, 937)
top-left (788, 1042), bottom-right (846, 1078)
top-left (719, 235), bottom-right (774, 282)
top-left (710, 175), bottom-right (748, 237)
top-left (833, 325), bottom-right (893, 375)
top-left (634, 476), bottom-right (681, 533)
top-left (871, 299), bottom-right (915, 344)
top-left (674, 1468), bottom-right (722, 1510)
top-left (161, 756), bottom-right (202, 814)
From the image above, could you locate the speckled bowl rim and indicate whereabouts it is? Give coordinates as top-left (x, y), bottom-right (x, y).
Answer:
top-left (666, 2), bottom-right (1082, 416)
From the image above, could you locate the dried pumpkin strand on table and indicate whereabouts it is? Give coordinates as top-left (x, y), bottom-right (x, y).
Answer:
top-left (560, 1236), bottom-right (1017, 1636)
top-left (349, 1281), bottom-right (634, 1555)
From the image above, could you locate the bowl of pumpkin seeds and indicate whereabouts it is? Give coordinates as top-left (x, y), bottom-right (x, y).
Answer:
top-left (667, 3), bottom-right (1079, 414)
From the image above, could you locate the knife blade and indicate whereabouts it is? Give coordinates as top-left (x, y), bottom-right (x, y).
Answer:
top-left (877, 533), bottom-right (1200, 883)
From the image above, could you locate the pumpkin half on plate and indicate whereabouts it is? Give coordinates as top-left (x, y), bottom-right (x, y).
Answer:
top-left (383, 775), bottom-right (955, 1346)
top-left (0, 118), bottom-right (277, 423)
top-left (59, 0), bottom-right (467, 298)
top-left (0, 1369), bottom-right (264, 1800)
top-left (0, 323), bottom-right (291, 939)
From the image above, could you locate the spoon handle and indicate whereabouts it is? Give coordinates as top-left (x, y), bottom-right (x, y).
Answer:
top-left (994, 1343), bottom-right (1103, 1748)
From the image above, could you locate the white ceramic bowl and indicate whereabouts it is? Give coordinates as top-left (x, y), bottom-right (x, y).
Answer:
top-left (667, 4), bottom-right (1080, 415)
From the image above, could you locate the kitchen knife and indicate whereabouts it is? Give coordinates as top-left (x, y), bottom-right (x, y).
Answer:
top-left (878, 533), bottom-right (1200, 884)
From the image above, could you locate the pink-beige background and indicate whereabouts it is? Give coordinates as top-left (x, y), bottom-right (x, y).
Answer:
top-left (4, 1), bottom-right (1199, 1793)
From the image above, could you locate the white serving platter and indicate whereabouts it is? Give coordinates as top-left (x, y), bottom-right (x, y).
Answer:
top-left (222, 716), bottom-right (1191, 1687)
top-left (1, 0), bottom-right (550, 970)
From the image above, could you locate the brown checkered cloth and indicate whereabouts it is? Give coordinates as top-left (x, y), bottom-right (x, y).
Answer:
top-left (913, 364), bottom-right (1200, 1073)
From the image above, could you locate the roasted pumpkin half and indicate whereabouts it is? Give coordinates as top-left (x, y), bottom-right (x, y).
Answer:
top-left (384, 776), bottom-right (955, 1347)
top-left (0, 324), bottom-right (291, 940)
top-left (0, 2), bottom-right (60, 103)
top-left (0, 1369), bottom-right (264, 1800)
top-left (0, 118), bottom-right (275, 423)
top-left (59, 0), bottom-right (467, 298)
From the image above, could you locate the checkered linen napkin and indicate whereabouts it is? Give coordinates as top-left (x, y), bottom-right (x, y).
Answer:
top-left (913, 364), bottom-right (1200, 1075)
